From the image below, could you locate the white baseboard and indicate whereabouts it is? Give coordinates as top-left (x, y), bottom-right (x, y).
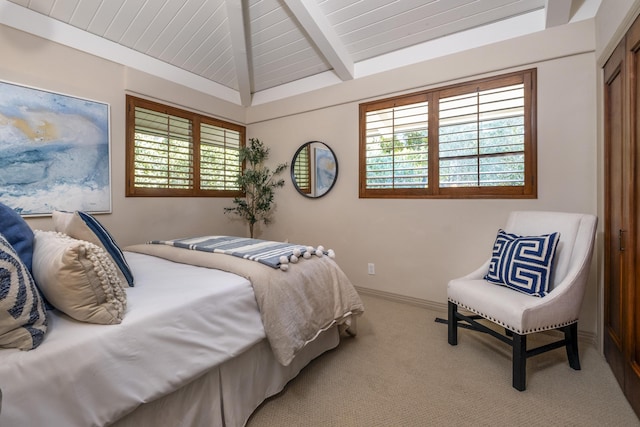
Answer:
top-left (355, 286), bottom-right (447, 312)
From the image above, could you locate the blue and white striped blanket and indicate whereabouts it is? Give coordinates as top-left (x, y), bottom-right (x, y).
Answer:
top-left (149, 236), bottom-right (327, 270)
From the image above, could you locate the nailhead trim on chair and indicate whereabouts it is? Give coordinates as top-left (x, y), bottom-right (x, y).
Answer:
top-left (448, 298), bottom-right (577, 335)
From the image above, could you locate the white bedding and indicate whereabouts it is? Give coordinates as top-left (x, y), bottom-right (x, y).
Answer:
top-left (126, 242), bottom-right (364, 366)
top-left (0, 252), bottom-right (266, 426)
top-left (113, 327), bottom-right (340, 427)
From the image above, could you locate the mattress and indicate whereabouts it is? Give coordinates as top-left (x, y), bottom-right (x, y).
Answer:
top-left (0, 251), bottom-right (266, 426)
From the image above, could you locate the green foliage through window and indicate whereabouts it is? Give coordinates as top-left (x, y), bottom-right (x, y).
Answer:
top-left (126, 96), bottom-right (245, 197)
top-left (359, 69), bottom-right (536, 199)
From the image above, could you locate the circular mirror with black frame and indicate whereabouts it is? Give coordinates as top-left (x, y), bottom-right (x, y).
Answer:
top-left (291, 141), bottom-right (338, 198)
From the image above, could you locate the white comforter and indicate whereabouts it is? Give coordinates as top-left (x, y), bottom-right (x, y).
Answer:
top-left (125, 243), bottom-right (365, 366)
top-left (0, 252), bottom-right (265, 427)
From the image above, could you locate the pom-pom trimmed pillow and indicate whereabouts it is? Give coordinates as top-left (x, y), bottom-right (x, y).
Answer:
top-left (52, 211), bottom-right (134, 287)
top-left (32, 231), bottom-right (127, 325)
top-left (484, 229), bottom-right (560, 297)
top-left (0, 233), bottom-right (48, 350)
top-left (0, 201), bottom-right (35, 273)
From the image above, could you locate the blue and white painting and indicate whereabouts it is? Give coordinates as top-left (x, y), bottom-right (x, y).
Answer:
top-left (0, 81), bottom-right (110, 216)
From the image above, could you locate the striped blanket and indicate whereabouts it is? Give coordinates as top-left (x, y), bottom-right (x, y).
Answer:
top-left (149, 236), bottom-right (325, 270)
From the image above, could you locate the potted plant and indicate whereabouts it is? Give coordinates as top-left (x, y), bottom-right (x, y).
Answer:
top-left (224, 138), bottom-right (287, 238)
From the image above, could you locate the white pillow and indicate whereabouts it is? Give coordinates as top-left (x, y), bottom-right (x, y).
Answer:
top-left (32, 231), bottom-right (127, 325)
top-left (52, 211), bottom-right (134, 287)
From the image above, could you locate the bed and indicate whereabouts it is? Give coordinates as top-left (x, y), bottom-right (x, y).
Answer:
top-left (0, 208), bottom-right (364, 427)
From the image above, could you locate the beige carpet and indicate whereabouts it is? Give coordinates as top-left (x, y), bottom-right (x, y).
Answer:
top-left (247, 293), bottom-right (640, 427)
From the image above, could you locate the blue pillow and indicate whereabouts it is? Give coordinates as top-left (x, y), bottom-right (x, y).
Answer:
top-left (484, 229), bottom-right (560, 297)
top-left (0, 202), bottom-right (34, 273)
top-left (76, 212), bottom-right (134, 287)
top-left (0, 233), bottom-right (48, 350)
top-left (1, 203), bottom-right (55, 311)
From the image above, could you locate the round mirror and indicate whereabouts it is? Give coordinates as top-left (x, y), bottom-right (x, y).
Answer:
top-left (291, 141), bottom-right (338, 198)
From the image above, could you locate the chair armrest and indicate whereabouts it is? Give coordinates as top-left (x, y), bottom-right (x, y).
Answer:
top-left (520, 242), bottom-right (595, 332)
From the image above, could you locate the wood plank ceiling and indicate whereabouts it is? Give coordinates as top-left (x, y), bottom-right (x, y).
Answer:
top-left (2, 0), bottom-right (584, 106)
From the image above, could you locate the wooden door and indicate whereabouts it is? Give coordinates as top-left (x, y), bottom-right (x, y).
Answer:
top-left (604, 36), bottom-right (627, 390)
top-left (626, 18), bottom-right (640, 409)
top-left (604, 14), bottom-right (640, 416)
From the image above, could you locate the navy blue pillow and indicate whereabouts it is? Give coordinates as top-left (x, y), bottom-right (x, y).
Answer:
top-left (77, 212), bottom-right (134, 286)
top-left (484, 229), bottom-right (560, 297)
top-left (0, 202), bottom-right (34, 273)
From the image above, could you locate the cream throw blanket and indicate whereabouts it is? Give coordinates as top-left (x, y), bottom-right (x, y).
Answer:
top-left (125, 243), bottom-right (364, 366)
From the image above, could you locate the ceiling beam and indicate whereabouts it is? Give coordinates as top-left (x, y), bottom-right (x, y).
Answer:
top-left (545, 0), bottom-right (573, 28)
top-left (283, 0), bottom-right (354, 81)
top-left (224, 0), bottom-right (252, 106)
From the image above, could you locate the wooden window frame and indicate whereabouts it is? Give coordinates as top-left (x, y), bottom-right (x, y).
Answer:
top-left (126, 95), bottom-right (245, 197)
top-left (359, 69), bottom-right (537, 199)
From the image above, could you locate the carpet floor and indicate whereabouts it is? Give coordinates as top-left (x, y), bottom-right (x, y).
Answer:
top-left (247, 293), bottom-right (640, 426)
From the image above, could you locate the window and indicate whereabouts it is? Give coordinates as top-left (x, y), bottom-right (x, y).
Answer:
top-left (126, 95), bottom-right (245, 197)
top-left (359, 69), bottom-right (536, 198)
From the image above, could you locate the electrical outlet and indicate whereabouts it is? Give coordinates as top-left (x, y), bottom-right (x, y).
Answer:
top-left (368, 263), bottom-right (375, 275)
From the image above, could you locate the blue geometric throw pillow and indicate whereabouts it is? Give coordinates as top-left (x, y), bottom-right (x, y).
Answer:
top-left (484, 229), bottom-right (560, 297)
top-left (0, 233), bottom-right (48, 350)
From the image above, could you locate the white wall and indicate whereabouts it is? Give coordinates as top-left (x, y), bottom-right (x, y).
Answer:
top-left (0, 19), bottom-right (602, 335)
top-left (249, 21), bottom-right (600, 334)
top-left (0, 25), bottom-right (248, 245)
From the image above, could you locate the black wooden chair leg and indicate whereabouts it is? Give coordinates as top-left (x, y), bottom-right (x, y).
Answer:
top-left (442, 308), bottom-right (579, 391)
top-left (565, 323), bottom-right (581, 370)
top-left (448, 301), bottom-right (458, 346)
top-left (512, 333), bottom-right (527, 391)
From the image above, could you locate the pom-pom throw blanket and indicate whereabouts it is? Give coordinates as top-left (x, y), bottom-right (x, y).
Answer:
top-left (148, 236), bottom-right (330, 271)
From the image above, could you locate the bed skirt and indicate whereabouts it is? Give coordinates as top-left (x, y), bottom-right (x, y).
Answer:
top-left (111, 326), bottom-right (340, 427)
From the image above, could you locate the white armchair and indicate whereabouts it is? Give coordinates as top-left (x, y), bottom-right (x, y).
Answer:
top-left (447, 211), bottom-right (598, 391)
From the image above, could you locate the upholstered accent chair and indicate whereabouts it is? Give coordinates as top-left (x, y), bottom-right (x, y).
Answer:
top-left (447, 211), bottom-right (598, 391)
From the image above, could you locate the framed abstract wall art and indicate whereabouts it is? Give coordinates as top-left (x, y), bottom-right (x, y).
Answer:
top-left (0, 80), bottom-right (111, 216)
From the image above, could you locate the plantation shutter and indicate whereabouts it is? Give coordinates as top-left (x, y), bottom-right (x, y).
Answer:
top-left (362, 96), bottom-right (429, 191)
top-left (438, 81), bottom-right (525, 188)
top-left (126, 95), bottom-right (245, 197)
top-left (200, 122), bottom-right (241, 191)
top-left (359, 69), bottom-right (535, 199)
top-left (133, 107), bottom-right (193, 189)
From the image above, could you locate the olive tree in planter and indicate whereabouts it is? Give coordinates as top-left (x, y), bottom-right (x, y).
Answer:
top-left (224, 138), bottom-right (287, 238)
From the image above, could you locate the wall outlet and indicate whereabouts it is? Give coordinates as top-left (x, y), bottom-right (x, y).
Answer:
top-left (368, 263), bottom-right (375, 275)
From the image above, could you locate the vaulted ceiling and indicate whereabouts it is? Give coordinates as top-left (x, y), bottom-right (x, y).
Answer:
top-left (1, 0), bottom-right (599, 106)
